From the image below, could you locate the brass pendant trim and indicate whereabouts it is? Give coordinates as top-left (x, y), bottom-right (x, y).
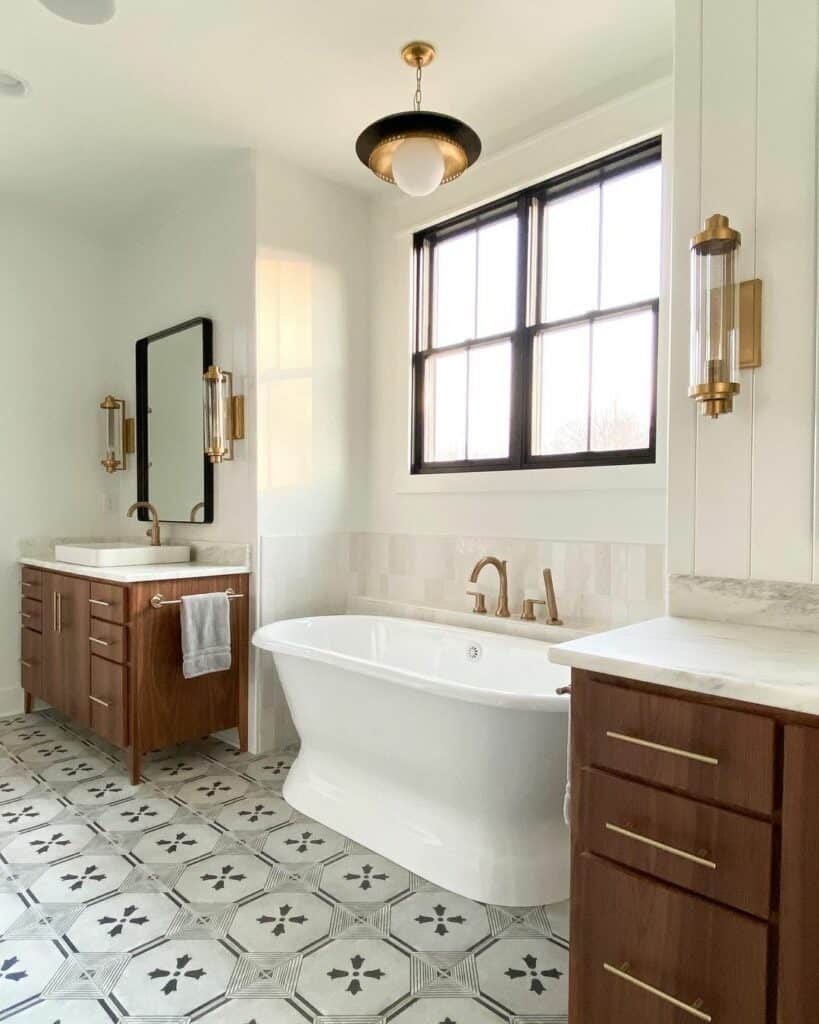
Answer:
top-left (401, 41), bottom-right (436, 67)
top-left (369, 131), bottom-right (469, 185)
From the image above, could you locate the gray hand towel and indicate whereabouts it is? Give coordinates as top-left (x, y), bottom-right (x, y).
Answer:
top-left (180, 592), bottom-right (232, 679)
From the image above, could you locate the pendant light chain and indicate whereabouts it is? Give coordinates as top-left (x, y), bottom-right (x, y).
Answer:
top-left (414, 60), bottom-right (423, 111)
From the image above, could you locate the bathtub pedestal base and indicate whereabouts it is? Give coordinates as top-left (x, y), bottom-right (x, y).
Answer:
top-left (284, 746), bottom-right (570, 908)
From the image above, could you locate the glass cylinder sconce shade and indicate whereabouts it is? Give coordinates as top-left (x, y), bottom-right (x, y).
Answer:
top-left (100, 395), bottom-right (132, 472)
top-left (203, 365), bottom-right (233, 463)
top-left (689, 214), bottom-right (742, 418)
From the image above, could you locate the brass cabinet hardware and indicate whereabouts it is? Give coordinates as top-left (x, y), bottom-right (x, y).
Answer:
top-left (603, 962), bottom-right (711, 1021)
top-left (521, 597), bottom-right (545, 621)
top-left (468, 557), bottom-right (510, 617)
top-left (19, 659), bottom-right (33, 669)
top-left (88, 695), bottom-right (109, 708)
top-left (56, 592), bottom-right (62, 633)
top-left (605, 822), bottom-right (717, 870)
top-left (89, 598), bottom-right (112, 607)
top-left (605, 730), bottom-right (719, 766)
top-left (466, 590), bottom-right (487, 614)
top-left (89, 636), bottom-right (110, 647)
top-left (19, 611), bottom-right (31, 619)
top-left (21, 581), bottom-right (33, 588)
top-left (150, 587), bottom-right (243, 609)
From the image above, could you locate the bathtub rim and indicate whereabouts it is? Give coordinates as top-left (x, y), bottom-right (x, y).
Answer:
top-left (252, 613), bottom-right (570, 711)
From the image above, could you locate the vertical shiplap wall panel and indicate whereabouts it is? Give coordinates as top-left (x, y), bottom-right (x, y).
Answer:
top-left (693, 0), bottom-right (758, 578)
top-left (751, 0), bottom-right (817, 581)
top-left (666, 0), bottom-right (703, 576)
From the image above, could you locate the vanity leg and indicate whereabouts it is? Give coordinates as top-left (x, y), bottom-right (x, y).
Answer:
top-left (23, 691), bottom-right (32, 714)
top-left (129, 745), bottom-right (142, 785)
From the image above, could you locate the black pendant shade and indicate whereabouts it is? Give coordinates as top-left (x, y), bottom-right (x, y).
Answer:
top-left (356, 109), bottom-right (482, 186)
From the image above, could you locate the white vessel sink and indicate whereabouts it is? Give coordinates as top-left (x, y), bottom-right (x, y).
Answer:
top-left (54, 542), bottom-right (191, 567)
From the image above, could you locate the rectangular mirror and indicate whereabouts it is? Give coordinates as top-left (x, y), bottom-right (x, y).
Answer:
top-left (135, 317), bottom-right (213, 524)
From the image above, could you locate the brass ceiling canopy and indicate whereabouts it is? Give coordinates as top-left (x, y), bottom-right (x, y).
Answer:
top-left (356, 41), bottom-right (481, 196)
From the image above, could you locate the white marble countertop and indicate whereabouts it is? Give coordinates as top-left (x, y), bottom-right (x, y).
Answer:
top-left (21, 557), bottom-right (250, 584)
top-left (548, 615), bottom-right (819, 716)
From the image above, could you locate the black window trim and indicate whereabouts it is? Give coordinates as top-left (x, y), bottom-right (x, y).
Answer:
top-left (411, 136), bottom-right (661, 475)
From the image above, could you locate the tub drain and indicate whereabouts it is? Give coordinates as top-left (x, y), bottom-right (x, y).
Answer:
top-left (467, 643), bottom-right (482, 661)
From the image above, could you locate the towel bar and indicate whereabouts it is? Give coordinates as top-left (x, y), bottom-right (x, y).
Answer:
top-left (150, 587), bottom-right (244, 609)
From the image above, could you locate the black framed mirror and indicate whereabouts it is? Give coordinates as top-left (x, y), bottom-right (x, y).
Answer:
top-left (135, 317), bottom-right (214, 524)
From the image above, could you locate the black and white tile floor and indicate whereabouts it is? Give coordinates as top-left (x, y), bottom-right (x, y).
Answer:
top-left (0, 709), bottom-right (569, 1023)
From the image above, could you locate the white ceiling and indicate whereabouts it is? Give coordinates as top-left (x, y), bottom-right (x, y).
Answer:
top-left (1, 0), bottom-right (672, 225)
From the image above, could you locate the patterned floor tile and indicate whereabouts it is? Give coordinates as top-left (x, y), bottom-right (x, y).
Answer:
top-left (112, 939), bottom-right (236, 1016)
top-left (298, 940), bottom-right (409, 1016)
top-left (229, 891), bottom-right (333, 952)
top-left (263, 821), bottom-right (347, 863)
top-left (66, 891), bottom-right (179, 952)
top-left (391, 891), bottom-right (490, 952)
top-left (0, 712), bottom-right (569, 1022)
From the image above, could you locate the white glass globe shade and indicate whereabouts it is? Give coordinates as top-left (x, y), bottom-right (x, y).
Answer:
top-left (392, 137), bottom-right (445, 197)
top-left (38, 0), bottom-right (115, 24)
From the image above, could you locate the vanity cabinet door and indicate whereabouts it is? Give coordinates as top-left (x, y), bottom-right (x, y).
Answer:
top-left (42, 573), bottom-right (90, 724)
top-left (573, 854), bottom-right (768, 1024)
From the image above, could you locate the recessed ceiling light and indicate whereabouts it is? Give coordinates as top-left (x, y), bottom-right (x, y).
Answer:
top-left (0, 71), bottom-right (28, 98)
top-left (38, 0), bottom-right (115, 25)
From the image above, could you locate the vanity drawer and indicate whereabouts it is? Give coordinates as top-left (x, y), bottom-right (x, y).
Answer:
top-left (574, 676), bottom-right (776, 815)
top-left (90, 657), bottom-right (127, 747)
top-left (578, 767), bottom-right (773, 919)
top-left (573, 854), bottom-right (768, 1024)
top-left (88, 619), bottom-right (126, 664)
top-left (20, 597), bottom-right (43, 633)
top-left (89, 582), bottom-right (127, 625)
top-left (20, 629), bottom-right (44, 699)
top-left (20, 567), bottom-right (43, 601)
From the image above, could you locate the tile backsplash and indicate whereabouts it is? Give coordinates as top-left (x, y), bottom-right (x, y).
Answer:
top-left (347, 532), bottom-right (666, 629)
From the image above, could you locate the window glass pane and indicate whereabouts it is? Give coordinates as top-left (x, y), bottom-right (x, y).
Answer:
top-left (424, 349), bottom-right (467, 462)
top-left (433, 230), bottom-right (476, 347)
top-left (590, 309), bottom-right (654, 451)
top-left (467, 341), bottom-right (511, 459)
top-left (476, 217), bottom-right (518, 338)
top-left (532, 323), bottom-right (590, 455)
top-left (542, 185), bottom-right (600, 322)
top-left (600, 162), bottom-right (662, 308)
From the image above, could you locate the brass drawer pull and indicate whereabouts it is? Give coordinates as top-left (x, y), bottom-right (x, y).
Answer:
top-left (605, 822), bottom-right (717, 869)
top-left (21, 581), bottom-right (33, 588)
top-left (89, 636), bottom-right (110, 647)
top-left (89, 598), bottom-right (112, 607)
top-left (19, 659), bottom-right (33, 669)
top-left (605, 730), bottom-right (719, 766)
top-left (89, 695), bottom-right (110, 708)
top-left (603, 962), bottom-right (711, 1021)
top-left (20, 611), bottom-right (32, 619)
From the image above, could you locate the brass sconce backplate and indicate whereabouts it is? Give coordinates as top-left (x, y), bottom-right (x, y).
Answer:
top-left (739, 278), bottom-right (762, 369)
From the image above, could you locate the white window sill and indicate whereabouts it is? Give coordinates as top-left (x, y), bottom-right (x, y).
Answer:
top-left (394, 460), bottom-right (665, 494)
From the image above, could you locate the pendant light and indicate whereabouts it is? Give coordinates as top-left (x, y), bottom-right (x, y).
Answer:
top-left (356, 42), bottom-right (481, 196)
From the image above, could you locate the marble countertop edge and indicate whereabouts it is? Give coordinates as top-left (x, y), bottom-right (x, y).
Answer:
top-left (20, 557), bottom-right (251, 584)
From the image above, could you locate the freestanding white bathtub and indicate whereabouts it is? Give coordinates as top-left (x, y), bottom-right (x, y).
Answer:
top-left (252, 615), bottom-right (570, 906)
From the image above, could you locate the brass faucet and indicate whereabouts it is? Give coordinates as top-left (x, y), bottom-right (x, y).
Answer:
top-left (127, 501), bottom-right (161, 547)
top-left (542, 568), bottom-right (563, 625)
top-left (468, 556), bottom-right (510, 618)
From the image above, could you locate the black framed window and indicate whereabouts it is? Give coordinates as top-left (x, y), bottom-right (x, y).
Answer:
top-left (411, 137), bottom-right (662, 474)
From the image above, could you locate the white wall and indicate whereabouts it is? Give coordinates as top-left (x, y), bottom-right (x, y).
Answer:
top-left (0, 201), bottom-right (111, 714)
top-left (366, 78), bottom-right (672, 547)
top-left (668, 0), bottom-right (818, 582)
top-left (109, 152), bottom-right (257, 549)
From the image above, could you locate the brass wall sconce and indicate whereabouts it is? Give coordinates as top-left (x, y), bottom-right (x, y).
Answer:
top-left (689, 214), bottom-right (762, 419)
top-left (100, 395), bottom-right (135, 472)
top-left (203, 365), bottom-right (245, 463)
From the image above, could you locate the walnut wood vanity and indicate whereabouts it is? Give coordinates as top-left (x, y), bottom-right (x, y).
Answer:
top-left (19, 562), bottom-right (249, 783)
top-left (568, 668), bottom-right (819, 1024)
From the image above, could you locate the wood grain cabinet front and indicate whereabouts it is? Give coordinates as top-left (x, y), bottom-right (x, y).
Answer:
top-left (573, 854), bottom-right (768, 1024)
top-left (577, 766), bottom-right (773, 919)
top-left (20, 628), bottom-right (44, 702)
top-left (88, 582), bottom-right (127, 624)
top-left (573, 675), bottom-right (776, 814)
top-left (20, 566), bottom-right (43, 601)
top-left (89, 656), bottom-right (127, 747)
top-left (20, 596), bottom-right (42, 633)
top-left (88, 619), bottom-right (126, 664)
